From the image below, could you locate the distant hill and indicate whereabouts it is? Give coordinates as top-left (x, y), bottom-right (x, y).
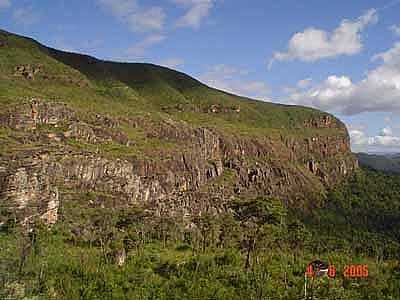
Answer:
top-left (356, 152), bottom-right (400, 174)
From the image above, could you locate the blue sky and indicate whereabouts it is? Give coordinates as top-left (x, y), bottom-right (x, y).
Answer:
top-left (1, 0), bottom-right (400, 153)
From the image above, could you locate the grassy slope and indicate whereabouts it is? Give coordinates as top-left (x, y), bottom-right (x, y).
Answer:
top-left (0, 29), bottom-right (346, 140)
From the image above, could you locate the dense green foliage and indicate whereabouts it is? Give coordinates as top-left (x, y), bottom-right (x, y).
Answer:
top-left (1, 168), bottom-right (399, 299)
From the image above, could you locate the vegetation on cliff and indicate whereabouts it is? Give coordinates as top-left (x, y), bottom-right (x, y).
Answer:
top-left (1, 30), bottom-right (397, 299)
top-left (0, 29), bottom-right (357, 219)
top-left (1, 168), bottom-right (400, 299)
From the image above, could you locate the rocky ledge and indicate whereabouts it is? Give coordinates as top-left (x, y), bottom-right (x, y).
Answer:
top-left (0, 100), bottom-right (358, 227)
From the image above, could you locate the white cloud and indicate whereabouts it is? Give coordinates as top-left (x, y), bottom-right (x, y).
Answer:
top-left (348, 123), bottom-right (367, 131)
top-left (200, 64), bottom-right (270, 100)
top-left (270, 9), bottom-right (377, 66)
top-left (390, 24), bottom-right (400, 36)
top-left (350, 129), bottom-right (369, 147)
top-left (0, 0), bottom-right (10, 9)
top-left (381, 126), bottom-right (393, 136)
top-left (159, 58), bottom-right (185, 69)
top-left (98, 0), bottom-right (165, 32)
top-left (297, 78), bottom-right (312, 89)
top-left (384, 116), bottom-right (392, 123)
top-left (173, 0), bottom-right (215, 29)
top-left (369, 126), bottom-right (400, 148)
top-left (12, 7), bottom-right (40, 26)
top-left (288, 42), bottom-right (400, 115)
top-left (126, 34), bottom-right (166, 57)
top-left (350, 126), bottom-right (400, 151)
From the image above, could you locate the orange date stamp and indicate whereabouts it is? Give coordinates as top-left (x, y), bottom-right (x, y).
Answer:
top-left (305, 261), bottom-right (369, 279)
top-left (343, 264), bottom-right (369, 278)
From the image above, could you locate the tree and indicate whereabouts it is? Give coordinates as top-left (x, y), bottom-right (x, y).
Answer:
top-left (231, 197), bottom-right (287, 270)
top-left (218, 213), bottom-right (241, 249)
top-left (192, 213), bottom-right (217, 252)
top-left (287, 220), bottom-right (311, 265)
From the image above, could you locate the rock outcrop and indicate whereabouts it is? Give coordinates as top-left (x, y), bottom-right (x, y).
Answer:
top-left (0, 100), bottom-right (358, 226)
top-left (14, 65), bottom-right (42, 80)
top-left (0, 99), bottom-right (77, 130)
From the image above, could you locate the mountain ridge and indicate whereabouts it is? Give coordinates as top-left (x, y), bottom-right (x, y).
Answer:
top-left (0, 28), bottom-right (344, 130)
top-left (0, 28), bottom-right (358, 226)
top-left (356, 152), bottom-right (400, 174)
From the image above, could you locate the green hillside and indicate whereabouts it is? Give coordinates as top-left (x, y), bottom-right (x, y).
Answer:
top-left (0, 29), bottom-right (344, 139)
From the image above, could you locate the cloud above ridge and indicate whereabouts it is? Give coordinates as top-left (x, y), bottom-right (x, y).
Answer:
top-left (173, 0), bottom-right (216, 29)
top-left (270, 9), bottom-right (378, 66)
top-left (98, 0), bottom-right (166, 32)
top-left (288, 42), bottom-right (400, 115)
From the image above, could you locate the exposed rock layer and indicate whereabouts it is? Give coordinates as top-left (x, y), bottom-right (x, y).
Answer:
top-left (0, 100), bottom-right (358, 226)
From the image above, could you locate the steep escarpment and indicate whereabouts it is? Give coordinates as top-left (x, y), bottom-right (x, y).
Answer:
top-left (0, 99), bottom-right (357, 226)
top-left (0, 29), bottom-right (358, 227)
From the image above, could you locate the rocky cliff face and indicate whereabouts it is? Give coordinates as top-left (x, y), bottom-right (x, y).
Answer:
top-left (0, 100), bottom-right (358, 227)
top-left (0, 29), bottom-right (359, 228)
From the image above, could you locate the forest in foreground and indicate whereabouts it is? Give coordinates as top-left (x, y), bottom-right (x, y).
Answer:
top-left (1, 167), bottom-right (400, 300)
